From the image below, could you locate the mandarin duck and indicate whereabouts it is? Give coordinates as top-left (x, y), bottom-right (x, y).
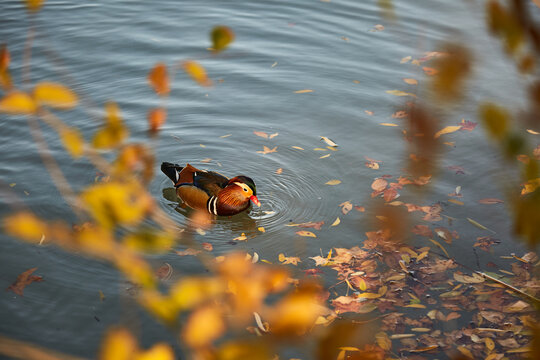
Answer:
top-left (161, 162), bottom-right (260, 216)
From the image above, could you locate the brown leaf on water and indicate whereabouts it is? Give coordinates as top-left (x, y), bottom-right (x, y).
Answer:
top-left (211, 26), bottom-right (235, 52)
top-left (386, 90), bottom-right (416, 97)
top-left (253, 131), bottom-right (269, 139)
top-left (392, 110), bottom-right (408, 118)
top-left (287, 221), bottom-right (325, 230)
top-left (339, 201), bottom-right (353, 214)
top-left (175, 248), bottom-right (202, 256)
top-left (480, 310), bottom-right (505, 323)
top-left (148, 108), bottom-right (167, 132)
top-left (7, 268), bottom-right (44, 296)
top-left (148, 63), bottom-right (170, 95)
top-left (411, 225), bottom-right (433, 237)
top-left (0, 44), bottom-right (9, 71)
top-left (371, 178), bottom-right (388, 192)
top-left (325, 179), bottom-right (341, 185)
top-left (294, 89), bottom-right (314, 94)
top-left (182, 60), bottom-right (212, 87)
top-left (155, 263), bottom-right (173, 281)
top-left (278, 253), bottom-right (301, 265)
top-left (473, 236), bottom-right (500, 251)
top-left (256, 146), bottom-right (277, 154)
top-left (478, 198), bottom-right (504, 204)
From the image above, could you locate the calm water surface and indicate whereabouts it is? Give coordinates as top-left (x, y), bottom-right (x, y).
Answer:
top-left (0, 0), bottom-right (535, 357)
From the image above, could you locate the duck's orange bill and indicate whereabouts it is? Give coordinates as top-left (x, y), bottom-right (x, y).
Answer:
top-left (250, 195), bottom-right (261, 207)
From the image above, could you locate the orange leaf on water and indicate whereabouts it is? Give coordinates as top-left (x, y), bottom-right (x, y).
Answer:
top-left (148, 108), bottom-right (167, 132)
top-left (211, 26), bottom-right (235, 51)
top-left (0, 44), bottom-right (9, 71)
top-left (423, 67), bottom-right (439, 76)
top-left (478, 198), bottom-right (504, 204)
top-left (403, 78), bottom-right (418, 85)
top-left (371, 178), bottom-right (388, 191)
top-left (253, 131), bottom-right (269, 139)
top-left (339, 201), bottom-right (353, 214)
top-left (294, 89), bottom-right (313, 94)
top-left (182, 60), bottom-right (212, 87)
top-left (0, 91), bottom-right (37, 114)
top-left (256, 146), bottom-right (277, 154)
top-left (33, 82), bottom-right (78, 109)
top-left (7, 267), bottom-right (44, 296)
top-left (148, 63), bottom-right (170, 95)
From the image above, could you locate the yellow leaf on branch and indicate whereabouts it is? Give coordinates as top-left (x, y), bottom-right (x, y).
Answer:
top-left (0, 91), bottom-right (37, 114)
top-left (33, 82), bottom-right (78, 110)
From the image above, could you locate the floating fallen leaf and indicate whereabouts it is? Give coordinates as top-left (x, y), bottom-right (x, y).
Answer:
top-left (320, 136), bottom-right (338, 147)
top-left (275, 168), bottom-right (283, 174)
top-left (467, 217), bottom-right (495, 233)
top-left (269, 133), bottom-right (279, 139)
top-left (325, 179), bottom-right (341, 185)
top-left (7, 268), bottom-right (44, 296)
top-left (409, 345), bottom-right (438, 353)
top-left (423, 67), bottom-right (439, 76)
top-left (434, 125), bottom-right (461, 138)
top-left (339, 201), bottom-right (353, 214)
top-left (148, 63), bottom-right (170, 95)
top-left (271, 62), bottom-right (278, 68)
top-left (392, 110), bottom-right (408, 118)
top-left (403, 78), bottom-right (418, 85)
top-left (182, 60), bottom-right (212, 87)
top-left (292, 146), bottom-right (304, 150)
top-left (202, 242), bottom-right (213, 251)
top-left (211, 26), bottom-right (235, 51)
top-left (220, 134), bottom-right (231, 138)
top-left (371, 24), bottom-right (385, 32)
top-left (364, 110), bottom-right (374, 115)
top-left (313, 148), bottom-right (327, 151)
top-left (286, 221), bottom-right (324, 230)
top-left (459, 118), bottom-right (477, 131)
top-left (233, 233), bottom-right (247, 241)
top-left (200, 158), bottom-right (212, 163)
top-left (33, 82), bottom-right (78, 109)
top-left (278, 253), bottom-right (301, 265)
top-left (380, 123), bottom-right (398, 126)
top-left (0, 91), bottom-right (37, 114)
top-left (526, 129), bottom-right (539, 135)
top-left (256, 146), bottom-right (277, 154)
top-left (296, 230), bottom-right (316, 237)
top-left (400, 56), bottom-right (412, 64)
top-left (371, 178), bottom-right (388, 191)
top-left (148, 108), bottom-right (167, 132)
top-left (331, 217), bottom-right (340, 226)
top-left (257, 227), bottom-right (265, 233)
top-left (253, 131), bottom-right (269, 139)
top-left (386, 90), bottom-right (416, 97)
top-left (429, 238), bottom-right (450, 258)
top-left (294, 89), bottom-right (313, 93)
top-left (478, 198), bottom-right (504, 204)
top-left (319, 154), bottom-right (330, 159)
top-left (456, 346), bottom-right (474, 359)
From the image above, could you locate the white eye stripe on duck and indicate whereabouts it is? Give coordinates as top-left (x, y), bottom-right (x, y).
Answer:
top-left (233, 182), bottom-right (250, 192)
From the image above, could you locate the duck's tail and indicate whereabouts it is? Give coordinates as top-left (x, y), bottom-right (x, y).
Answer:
top-left (161, 162), bottom-right (184, 184)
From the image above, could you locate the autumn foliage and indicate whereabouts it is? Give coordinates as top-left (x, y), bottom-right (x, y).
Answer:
top-left (1, 1), bottom-right (540, 360)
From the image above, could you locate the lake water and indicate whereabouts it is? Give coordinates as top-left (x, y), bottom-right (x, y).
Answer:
top-left (0, 0), bottom-right (536, 358)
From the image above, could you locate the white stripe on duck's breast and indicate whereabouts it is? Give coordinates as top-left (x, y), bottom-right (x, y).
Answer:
top-left (206, 196), bottom-right (218, 215)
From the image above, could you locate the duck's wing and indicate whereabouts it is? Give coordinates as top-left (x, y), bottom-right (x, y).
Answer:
top-left (193, 170), bottom-right (229, 196)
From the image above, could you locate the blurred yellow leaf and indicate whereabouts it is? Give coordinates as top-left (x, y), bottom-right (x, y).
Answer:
top-left (325, 179), bottom-right (341, 185)
top-left (375, 332), bottom-right (392, 351)
top-left (123, 229), bottom-right (175, 253)
top-left (292, 146), bottom-right (304, 150)
top-left (434, 125), bottom-right (461, 138)
top-left (211, 26), bottom-right (235, 51)
top-left (135, 343), bottom-right (175, 360)
top-left (4, 212), bottom-right (48, 243)
top-left (257, 226), bottom-right (265, 232)
top-left (99, 328), bottom-right (137, 360)
top-left (294, 89), bottom-right (314, 93)
top-left (171, 277), bottom-right (225, 311)
top-left (380, 123), bottom-right (398, 126)
top-left (93, 102), bottom-right (129, 149)
top-left (114, 250), bottom-right (156, 289)
top-left (331, 217), bottom-right (340, 226)
top-left (60, 128), bottom-right (84, 158)
top-left (296, 230), bottom-right (316, 237)
top-left (182, 60), bottom-right (212, 87)
top-left (74, 224), bottom-right (115, 257)
top-left (148, 63), bottom-right (170, 95)
top-left (33, 82), bottom-right (78, 109)
top-left (25, 0), bottom-right (45, 11)
top-left (81, 181), bottom-right (152, 228)
top-left (0, 91), bottom-right (37, 114)
top-left (183, 305), bottom-right (225, 348)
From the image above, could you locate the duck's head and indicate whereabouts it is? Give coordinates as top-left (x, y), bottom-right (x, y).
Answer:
top-left (227, 176), bottom-right (260, 207)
